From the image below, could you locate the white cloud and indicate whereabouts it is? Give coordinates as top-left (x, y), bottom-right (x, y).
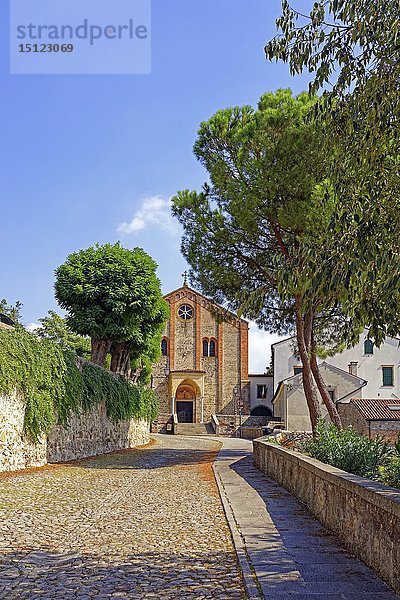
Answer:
top-left (125, 216), bottom-right (145, 233)
top-left (118, 196), bottom-right (180, 236)
top-left (26, 322), bottom-right (40, 332)
top-left (249, 322), bottom-right (285, 374)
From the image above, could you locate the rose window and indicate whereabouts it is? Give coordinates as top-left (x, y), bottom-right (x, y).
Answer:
top-left (178, 304), bottom-right (194, 320)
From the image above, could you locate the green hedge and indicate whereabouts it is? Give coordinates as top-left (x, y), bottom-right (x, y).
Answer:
top-left (0, 327), bottom-right (159, 442)
top-left (304, 421), bottom-right (400, 489)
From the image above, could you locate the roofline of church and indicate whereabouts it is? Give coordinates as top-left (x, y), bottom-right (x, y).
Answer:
top-left (164, 284), bottom-right (249, 324)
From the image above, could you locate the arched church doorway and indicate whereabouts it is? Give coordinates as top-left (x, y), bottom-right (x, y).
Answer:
top-left (175, 383), bottom-right (196, 423)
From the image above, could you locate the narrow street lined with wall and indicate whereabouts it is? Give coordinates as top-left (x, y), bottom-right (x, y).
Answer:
top-left (0, 435), bottom-right (398, 599)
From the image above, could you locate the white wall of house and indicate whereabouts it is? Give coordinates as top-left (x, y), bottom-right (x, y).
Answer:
top-left (272, 337), bottom-right (299, 392)
top-left (248, 375), bottom-right (274, 413)
top-left (273, 380), bottom-right (310, 431)
top-left (273, 333), bottom-right (400, 400)
top-left (274, 364), bottom-right (366, 431)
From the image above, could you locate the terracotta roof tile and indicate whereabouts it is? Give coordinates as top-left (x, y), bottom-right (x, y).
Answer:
top-left (351, 398), bottom-right (400, 420)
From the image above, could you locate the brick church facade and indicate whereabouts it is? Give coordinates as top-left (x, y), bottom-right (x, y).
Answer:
top-left (152, 280), bottom-right (250, 431)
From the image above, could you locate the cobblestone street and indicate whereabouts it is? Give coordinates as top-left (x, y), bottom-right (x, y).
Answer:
top-left (0, 436), bottom-right (244, 599)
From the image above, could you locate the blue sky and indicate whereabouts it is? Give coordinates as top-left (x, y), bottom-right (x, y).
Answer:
top-left (1, 0), bottom-right (311, 371)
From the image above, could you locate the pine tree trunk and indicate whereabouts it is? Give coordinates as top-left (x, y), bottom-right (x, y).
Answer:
top-left (91, 339), bottom-right (112, 366)
top-left (310, 339), bottom-right (343, 430)
top-left (295, 299), bottom-right (321, 436)
top-left (110, 342), bottom-right (131, 377)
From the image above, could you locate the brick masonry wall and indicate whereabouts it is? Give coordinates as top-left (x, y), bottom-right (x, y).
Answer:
top-left (370, 420), bottom-right (400, 443)
top-left (0, 393), bottom-right (150, 473)
top-left (201, 356), bottom-right (218, 421)
top-left (338, 403), bottom-right (400, 442)
top-left (153, 366), bottom-right (170, 414)
top-left (175, 315), bottom-right (196, 371)
top-left (338, 403), bottom-right (368, 435)
top-left (221, 321), bottom-right (241, 414)
top-left (201, 306), bottom-right (219, 420)
top-left (254, 440), bottom-right (400, 594)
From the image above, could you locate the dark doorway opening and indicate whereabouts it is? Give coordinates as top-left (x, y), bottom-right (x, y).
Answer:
top-left (176, 401), bottom-right (194, 423)
top-left (250, 405), bottom-right (273, 417)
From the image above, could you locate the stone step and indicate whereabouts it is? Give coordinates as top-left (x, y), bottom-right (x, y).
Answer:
top-left (174, 422), bottom-right (215, 436)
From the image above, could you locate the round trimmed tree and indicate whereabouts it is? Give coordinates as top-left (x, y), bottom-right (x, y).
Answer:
top-left (55, 243), bottom-right (168, 369)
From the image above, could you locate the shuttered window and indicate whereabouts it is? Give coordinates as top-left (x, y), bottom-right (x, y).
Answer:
top-left (382, 366), bottom-right (394, 386)
top-left (364, 339), bottom-right (374, 355)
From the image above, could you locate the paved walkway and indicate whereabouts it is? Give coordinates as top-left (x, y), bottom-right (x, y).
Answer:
top-left (1, 435), bottom-right (398, 600)
top-left (214, 438), bottom-right (399, 600)
top-left (0, 435), bottom-right (243, 599)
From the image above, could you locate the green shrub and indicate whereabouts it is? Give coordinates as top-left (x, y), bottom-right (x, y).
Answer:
top-left (304, 421), bottom-right (392, 480)
top-left (0, 327), bottom-right (158, 442)
top-left (379, 457), bottom-right (400, 489)
top-left (56, 350), bottom-right (84, 426)
top-left (378, 434), bottom-right (400, 489)
top-left (394, 433), bottom-right (400, 458)
top-left (80, 363), bottom-right (158, 423)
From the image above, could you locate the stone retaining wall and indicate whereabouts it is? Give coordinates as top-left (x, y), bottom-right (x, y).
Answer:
top-left (47, 402), bottom-right (149, 463)
top-left (253, 439), bottom-right (400, 594)
top-left (0, 393), bottom-right (150, 472)
top-left (0, 392), bottom-right (47, 472)
top-left (216, 414), bottom-right (270, 437)
top-left (240, 426), bottom-right (264, 440)
top-left (151, 413), bottom-right (174, 434)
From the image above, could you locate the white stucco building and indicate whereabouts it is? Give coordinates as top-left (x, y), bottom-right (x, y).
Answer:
top-left (273, 362), bottom-right (367, 431)
top-left (248, 374), bottom-right (273, 416)
top-left (272, 332), bottom-right (400, 431)
top-left (273, 332), bottom-right (400, 399)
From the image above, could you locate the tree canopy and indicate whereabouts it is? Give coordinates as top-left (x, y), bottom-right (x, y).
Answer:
top-left (36, 310), bottom-right (91, 359)
top-left (0, 298), bottom-right (23, 325)
top-left (265, 0), bottom-right (400, 341)
top-left (54, 243), bottom-right (168, 370)
top-left (172, 89), bottom-right (346, 432)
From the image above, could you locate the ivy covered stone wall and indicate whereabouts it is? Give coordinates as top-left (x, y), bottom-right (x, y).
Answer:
top-left (0, 392), bottom-right (150, 472)
top-left (0, 327), bottom-right (156, 473)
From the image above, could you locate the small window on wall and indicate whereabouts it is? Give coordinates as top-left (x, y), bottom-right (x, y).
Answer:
top-left (209, 340), bottom-right (216, 357)
top-left (257, 385), bottom-right (267, 399)
top-left (161, 339), bottom-right (168, 356)
top-left (203, 339), bottom-right (209, 357)
top-left (293, 366), bottom-right (303, 375)
top-left (382, 366), bottom-right (394, 386)
top-left (364, 339), bottom-right (374, 355)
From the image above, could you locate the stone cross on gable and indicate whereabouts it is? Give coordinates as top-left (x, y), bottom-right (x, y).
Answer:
top-left (182, 271), bottom-right (188, 286)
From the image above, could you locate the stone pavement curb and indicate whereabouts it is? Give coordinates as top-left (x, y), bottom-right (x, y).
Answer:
top-left (212, 459), bottom-right (263, 599)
